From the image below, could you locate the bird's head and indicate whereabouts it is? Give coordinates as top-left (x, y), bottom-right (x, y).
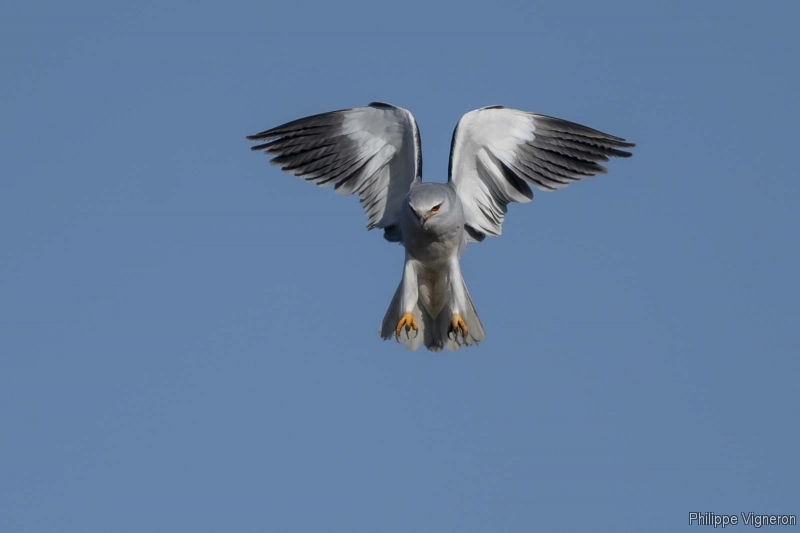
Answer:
top-left (408, 185), bottom-right (449, 229)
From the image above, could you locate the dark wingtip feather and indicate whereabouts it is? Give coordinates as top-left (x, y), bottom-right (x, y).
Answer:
top-left (609, 141), bottom-right (635, 150)
top-left (249, 142), bottom-right (273, 152)
top-left (246, 129), bottom-right (278, 141)
top-left (534, 114), bottom-right (635, 145)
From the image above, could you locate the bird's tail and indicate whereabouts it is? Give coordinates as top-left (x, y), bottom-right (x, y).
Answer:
top-left (380, 274), bottom-right (486, 352)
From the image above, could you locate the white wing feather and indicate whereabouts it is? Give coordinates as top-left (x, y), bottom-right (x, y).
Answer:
top-left (448, 106), bottom-right (634, 241)
top-left (248, 102), bottom-right (421, 238)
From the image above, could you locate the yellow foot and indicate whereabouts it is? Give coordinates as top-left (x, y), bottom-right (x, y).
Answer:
top-left (395, 312), bottom-right (419, 341)
top-left (448, 314), bottom-right (468, 342)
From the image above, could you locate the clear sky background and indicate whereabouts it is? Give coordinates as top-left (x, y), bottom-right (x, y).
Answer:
top-left (2, 0), bottom-right (798, 531)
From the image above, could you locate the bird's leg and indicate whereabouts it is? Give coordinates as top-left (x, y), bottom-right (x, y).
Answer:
top-left (449, 314), bottom-right (468, 341)
top-left (395, 257), bottom-right (419, 341)
top-left (395, 312), bottom-right (418, 340)
top-left (448, 313), bottom-right (468, 344)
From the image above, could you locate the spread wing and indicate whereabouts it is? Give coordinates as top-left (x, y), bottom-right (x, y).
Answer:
top-left (448, 106), bottom-right (635, 242)
top-left (247, 102), bottom-right (421, 240)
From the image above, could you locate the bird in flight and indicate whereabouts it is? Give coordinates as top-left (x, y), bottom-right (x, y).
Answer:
top-left (247, 103), bottom-right (634, 351)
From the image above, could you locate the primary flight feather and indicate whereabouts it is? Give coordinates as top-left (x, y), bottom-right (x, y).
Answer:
top-left (247, 102), bottom-right (634, 351)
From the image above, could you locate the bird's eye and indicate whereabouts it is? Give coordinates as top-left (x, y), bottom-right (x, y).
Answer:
top-left (431, 204), bottom-right (441, 212)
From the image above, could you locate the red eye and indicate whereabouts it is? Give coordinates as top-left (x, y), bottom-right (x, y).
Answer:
top-left (431, 204), bottom-right (441, 212)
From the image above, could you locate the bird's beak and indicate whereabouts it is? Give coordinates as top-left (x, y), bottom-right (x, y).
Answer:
top-left (412, 208), bottom-right (436, 227)
top-left (412, 208), bottom-right (425, 227)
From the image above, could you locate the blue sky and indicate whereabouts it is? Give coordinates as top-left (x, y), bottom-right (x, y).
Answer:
top-left (2, 0), bottom-right (798, 531)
